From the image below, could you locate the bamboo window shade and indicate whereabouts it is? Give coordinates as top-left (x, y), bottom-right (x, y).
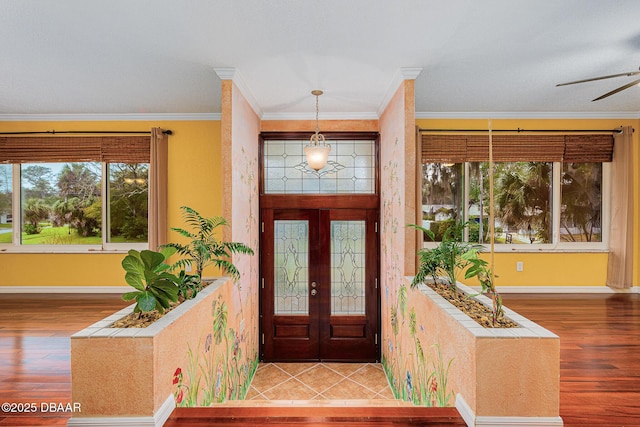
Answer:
top-left (563, 135), bottom-right (615, 162)
top-left (0, 136), bottom-right (151, 164)
top-left (421, 133), bottom-right (614, 163)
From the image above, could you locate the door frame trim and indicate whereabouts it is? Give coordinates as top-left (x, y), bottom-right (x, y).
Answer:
top-left (258, 131), bottom-right (381, 362)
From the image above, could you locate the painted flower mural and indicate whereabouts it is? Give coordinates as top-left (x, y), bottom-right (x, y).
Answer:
top-left (380, 134), bottom-right (454, 408)
top-left (172, 295), bottom-right (258, 406)
top-left (382, 284), bottom-right (455, 407)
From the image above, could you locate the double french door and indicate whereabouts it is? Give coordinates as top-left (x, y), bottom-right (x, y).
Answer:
top-left (260, 208), bottom-right (378, 361)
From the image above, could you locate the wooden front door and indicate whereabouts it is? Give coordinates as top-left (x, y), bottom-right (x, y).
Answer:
top-left (260, 207), bottom-right (378, 361)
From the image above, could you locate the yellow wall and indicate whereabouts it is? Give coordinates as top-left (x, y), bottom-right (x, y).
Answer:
top-left (416, 118), bottom-right (639, 288)
top-left (1, 117), bottom-right (638, 289)
top-left (0, 120), bottom-right (222, 287)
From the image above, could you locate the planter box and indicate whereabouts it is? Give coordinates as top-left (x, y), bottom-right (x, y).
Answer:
top-left (398, 278), bottom-right (562, 427)
top-left (69, 277), bottom-right (237, 427)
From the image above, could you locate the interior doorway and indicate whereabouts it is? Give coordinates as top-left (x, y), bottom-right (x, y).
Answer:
top-left (261, 207), bottom-right (378, 361)
top-left (259, 132), bottom-right (380, 362)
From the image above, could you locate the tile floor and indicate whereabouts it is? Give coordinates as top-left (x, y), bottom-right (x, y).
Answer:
top-left (230, 362), bottom-right (408, 407)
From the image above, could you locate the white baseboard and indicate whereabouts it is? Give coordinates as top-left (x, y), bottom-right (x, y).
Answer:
top-left (456, 394), bottom-right (563, 427)
top-left (67, 394), bottom-right (174, 426)
top-left (473, 416), bottom-right (564, 426)
top-left (0, 286), bottom-right (129, 293)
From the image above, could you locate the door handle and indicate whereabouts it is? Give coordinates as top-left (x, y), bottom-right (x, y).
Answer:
top-left (310, 289), bottom-right (318, 296)
top-left (311, 281), bottom-right (317, 288)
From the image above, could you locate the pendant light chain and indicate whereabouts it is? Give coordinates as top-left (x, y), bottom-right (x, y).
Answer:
top-left (313, 90), bottom-right (322, 144)
top-left (315, 93), bottom-right (319, 137)
top-left (304, 89), bottom-right (331, 171)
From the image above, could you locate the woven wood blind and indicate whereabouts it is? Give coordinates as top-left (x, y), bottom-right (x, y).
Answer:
top-left (563, 134), bottom-right (614, 162)
top-left (466, 135), bottom-right (565, 162)
top-left (422, 133), bottom-right (614, 163)
top-left (0, 136), bottom-right (150, 164)
top-left (420, 135), bottom-right (467, 163)
top-left (101, 136), bottom-right (151, 163)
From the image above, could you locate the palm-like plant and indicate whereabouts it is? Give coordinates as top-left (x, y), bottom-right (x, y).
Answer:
top-left (409, 221), bottom-right (481, 290)
top-left (560, 163), bottom-right (602, 242)
top-left (492, 162), bottom-right (552, 243)
top-left (462, 248), bottom-right (504, 325)
top-left (23, 198), bottom-right (49, 233)
top-left (162, 206), bottom-right (254, 283)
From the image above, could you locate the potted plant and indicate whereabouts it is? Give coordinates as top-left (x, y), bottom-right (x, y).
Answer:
top-left (461, 248), bottom-right (504, 325)
top-left (70, 207), bottom-right (256, 425)
top-left (409, 221), bottom-right (480, 286)
top-left (409, 221), bottom-right (506, 326)
top-left (161, 206), bottom-right (254, 291)
top-left (121, 247), bottom-right (180, 315)
top-left (387, 222), bottom-right (561, 425)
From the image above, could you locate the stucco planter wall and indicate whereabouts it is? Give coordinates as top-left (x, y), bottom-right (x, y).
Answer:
top-left (383, 277), bottom-right (562, 427)
top-left (68, 276), bottom-right (256, 427)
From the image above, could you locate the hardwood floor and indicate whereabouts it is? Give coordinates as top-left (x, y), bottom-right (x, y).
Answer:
top-left (0, 294), bottom-right (130, 427)
top-left (502, 293), bottom-right (640, 427)
top-left (0, 292), bottom-right (638, 426)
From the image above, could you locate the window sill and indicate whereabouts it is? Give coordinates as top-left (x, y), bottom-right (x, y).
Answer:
top-left (421, 244), bottom-right (608, 254)
top-left (491, 247), bottom-right (608, 254)
top-left (0, 244), bottom-right (148, 254)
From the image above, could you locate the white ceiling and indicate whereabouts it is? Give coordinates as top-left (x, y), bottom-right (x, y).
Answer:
top-left (2, 0), bottom-right (640, 119)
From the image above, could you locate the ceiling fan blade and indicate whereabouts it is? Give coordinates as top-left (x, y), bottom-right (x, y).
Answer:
top-left (556, 69), bottom-right (640, 86)
top-left (592, 78), bottom-right (640, 101)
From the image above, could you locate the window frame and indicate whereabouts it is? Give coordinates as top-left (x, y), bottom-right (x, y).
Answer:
top-left (3, 162), bottom-right (148, 253)
top-left (421, 161), bottom-right (610, 252)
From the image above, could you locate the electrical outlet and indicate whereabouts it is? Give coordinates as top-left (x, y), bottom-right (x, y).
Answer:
top-left (516, 261), bottom-right (524, 272)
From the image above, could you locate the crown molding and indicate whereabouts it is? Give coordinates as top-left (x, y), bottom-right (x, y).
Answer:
top-left (214, 67), bottom-right (263, 118)
top-left (416, 111), bottom-right (640, 119)
top-left (399, 67), bottom-right (423, 80)
top-left (377, 67), bottom-right (423, 117)
top-left (213, 67), bottom-right (237, 80)
top-left (0, 113), bottom-right (220, 122)
top-left (261, 112), bottom-right (379, 121)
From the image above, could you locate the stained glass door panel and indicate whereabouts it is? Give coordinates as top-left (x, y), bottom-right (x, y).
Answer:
top-left (319, 209), bottom-right (377, 361)
top-left (331, 221), bottom-right (366, 315)
top-left (261, 210), bottom-right (320, 361)
top-left (261, 208), bottom-right (378, 362)
top-left (274, 220), bottom-right (309, 315)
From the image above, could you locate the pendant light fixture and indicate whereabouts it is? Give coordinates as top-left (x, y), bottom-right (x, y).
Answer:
top-left (304, 90), bottom-right (331, 171)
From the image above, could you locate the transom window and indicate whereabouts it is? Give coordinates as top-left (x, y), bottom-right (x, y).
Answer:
top-left (263, 138), bottom-right (376, 194)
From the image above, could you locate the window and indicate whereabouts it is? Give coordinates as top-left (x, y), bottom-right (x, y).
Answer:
top-left (10, 161), bottom-right (148, 247)
top-left (0, 134), bottom-right (162, 251)
top-left (0, 164), bottom-right (11, 244)
top-left (263, 138), bottom-right (376, 194)
top-left (421, 163), bottom-right (463, 241)
top-left (108, 163), bottom-right (149, 243)
top-left (470, 162), bottom-right (553, 245)
top-left (21, 162), bottom-right (103, 245)
top-left (560, 163), bottom-right (602, 242)
top-left (420, 133), bottom-right (613, 250)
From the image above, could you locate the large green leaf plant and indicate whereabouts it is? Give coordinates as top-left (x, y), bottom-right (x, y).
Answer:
top-left (121, 247), bottom-right (180, 314)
